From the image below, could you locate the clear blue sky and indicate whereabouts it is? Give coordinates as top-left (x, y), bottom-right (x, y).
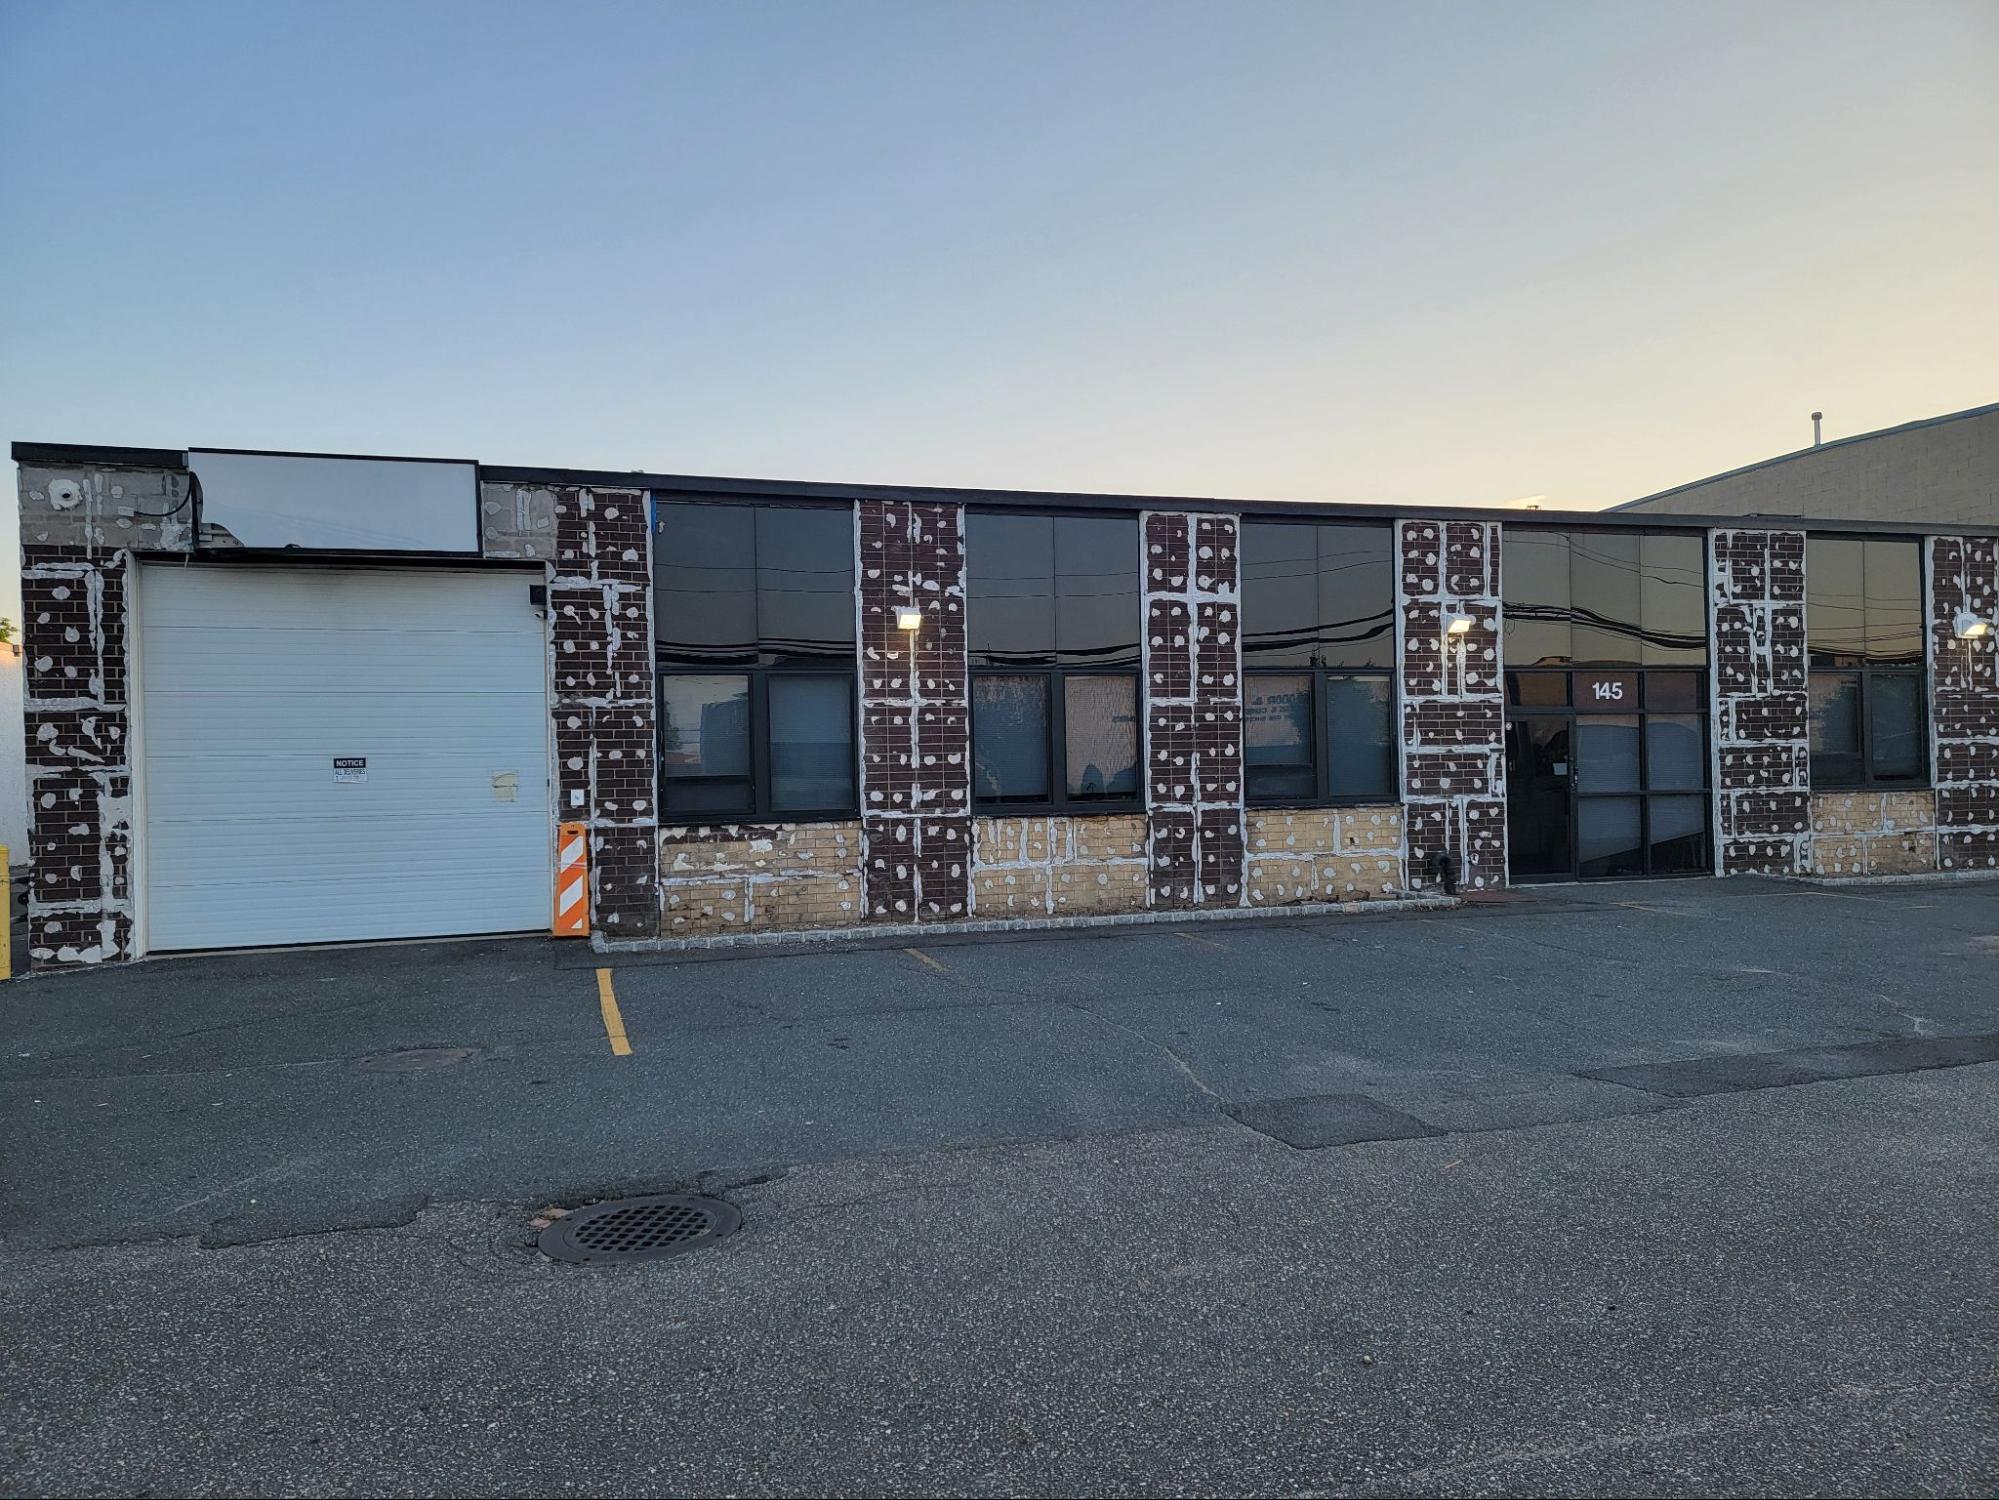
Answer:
top-left (3, 0), bottom-right (1995, 512)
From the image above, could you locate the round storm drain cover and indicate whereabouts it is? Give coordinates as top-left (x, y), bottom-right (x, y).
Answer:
top-left (358, 1046), bottom-right (480, 1073)
top-left (538, 1195), bottom-right (742, 1265)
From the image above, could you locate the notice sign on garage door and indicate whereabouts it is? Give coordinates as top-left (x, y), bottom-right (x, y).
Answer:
top-left (333, 757), bottom-right (368, 784)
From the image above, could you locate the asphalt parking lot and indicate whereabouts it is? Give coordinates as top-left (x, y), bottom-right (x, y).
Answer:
top-left (4, 876), bottom-right (1997, 1497)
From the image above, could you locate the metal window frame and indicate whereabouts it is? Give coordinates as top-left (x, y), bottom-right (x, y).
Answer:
top-left (657, 666), bottom-right (859, 824)
top-left (1503, 667), bottom-right (1714, 882)
top-left (1243, 666), bottom-right (1400, 807)
top-left (969, 665), bottom-right (1146, 815)
top-left (1807, 665), bottom-right (1929, 790)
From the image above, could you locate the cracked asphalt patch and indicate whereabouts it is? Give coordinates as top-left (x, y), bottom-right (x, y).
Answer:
top-left (4, 877), bottom-right (1999, 1495)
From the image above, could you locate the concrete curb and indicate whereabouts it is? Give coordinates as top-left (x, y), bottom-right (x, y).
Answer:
top-left (594, 893), bottom-right (1461, 955)
top-left (1790, 870), bottom-right (1999, 890)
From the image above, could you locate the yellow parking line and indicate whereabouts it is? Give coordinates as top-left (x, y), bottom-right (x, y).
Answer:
top-left (596, 968), bottom-right (632, 1057)
top-left (904, 947), bottom-right (950, 974)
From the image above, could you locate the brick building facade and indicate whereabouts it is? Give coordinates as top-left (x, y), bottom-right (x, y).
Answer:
top-left (15, 442), bottom-right (1999, 969)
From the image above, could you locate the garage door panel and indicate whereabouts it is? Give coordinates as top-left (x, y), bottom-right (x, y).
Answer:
top-left (141, 566), bottom-right (553, 951)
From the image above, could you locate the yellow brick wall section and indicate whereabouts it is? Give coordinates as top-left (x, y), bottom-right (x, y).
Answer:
top-left (972, 815), bottom-right (1149, 915)
top-left (1805, 793), bottom-right (1937, 876)
top-left (1244, 805), bottom-right (1406, 903)
top-left (659, 821), bottom-right (865, 935)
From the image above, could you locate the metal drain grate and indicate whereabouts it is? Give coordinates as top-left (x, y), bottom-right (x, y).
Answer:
top-left (538, 1194), bottom-right (741, 1265)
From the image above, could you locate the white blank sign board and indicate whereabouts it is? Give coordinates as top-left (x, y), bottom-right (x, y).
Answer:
top-left (189, 450), bottom-right (478, 552)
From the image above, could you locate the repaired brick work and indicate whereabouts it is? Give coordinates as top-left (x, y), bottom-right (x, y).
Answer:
top-left (541, 486), bottom-right (659, 938)
top-left (1805, 790), bottom-right (1938, 877)
top-left (1928, 534), bottom-right (1999, 872)
top-left (1710, 529), bottom-right (1810, 876)
top-left (858, 500), bottom-right (971, 921)
top-left (1399, 519), bottom-right (1504, 891)
top-left (1243, 805), bottom-right (1406, 904)
top-left (18, 463), bottom-right (195, 965)
top-left (1143, 512), bottom-right (1244, 908)
top-left (659, 821), bottom-right (863, 935)
top-left (970, 814), bottom-right (1150, 916)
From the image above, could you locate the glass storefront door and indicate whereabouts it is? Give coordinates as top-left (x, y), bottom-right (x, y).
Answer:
top-left (1504, 670), bottom-right (1712, 881)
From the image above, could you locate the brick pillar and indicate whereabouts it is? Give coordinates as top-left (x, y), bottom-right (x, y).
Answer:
top-left (1142, 512), bottom-right (1243, 909)
top-left (547, 487), bottom-right (659, 939)
top-left (858, 500), bottom-right (970, 921)
top-left (1928, 533), bottom-right (1999, 872)
top-left (16, 462), bottom-right (195, 966)
top-left (1709, 528), bottom-right (1809, 875)
top-left (1398, 518), bottom-right (1504, 891)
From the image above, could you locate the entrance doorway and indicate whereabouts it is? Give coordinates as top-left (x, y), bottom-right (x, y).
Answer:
top-left (1504, 669), bottom-right (1712, 881)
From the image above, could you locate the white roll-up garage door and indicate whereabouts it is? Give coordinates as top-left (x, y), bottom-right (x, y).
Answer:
top-left (139, 566), bottom-right (550, 950)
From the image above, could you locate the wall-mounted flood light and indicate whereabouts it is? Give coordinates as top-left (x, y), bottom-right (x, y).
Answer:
top-left (1954, 608), bottom-right (1991, 640)
top-left (895, 606), bottom-right (923, 632)
top-left (1442, 610), bottom-right (1474, 636)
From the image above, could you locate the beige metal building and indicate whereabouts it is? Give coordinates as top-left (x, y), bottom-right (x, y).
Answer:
top-left (1614, 401), bottom-right (1999, 528)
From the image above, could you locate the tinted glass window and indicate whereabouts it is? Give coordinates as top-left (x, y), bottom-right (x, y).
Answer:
top-left (1868, 673), bottom-right (1923, 779)
top-left (1502, 531), bottom-right (1573, 667)
top-left (1645, 715), bottom-right (1705, 790)
top-left (1242, 524), bottom-right (1318, 669)
top-left (972, 674), bottom-right (1050, 799)
top-left (1575, 715), bottom-right (1641, 791)
top-left (659, 675), bottom-right (752, 812)
top-left (967, 514), bottom-right (1056, 666)
top-left (1863, 539), bottom-right (1923, 665)
top-left (1641, 533), bottom-right (1706, 665)
top-left (1242, 522), bottom-right (1393, 669)
top-left (656, 503), bottom-right (757, 665)
top-left (1055, 516), bottom-right (1140, 666)
top-left (1807, 539), bottom-right (1867, 667)
top-left (1063, 675), bottom-right (1139, 798)
top-left (757, 506), bottom-right (855, 663)
top-left (1649, 796), bottom-right (1708, 873)
top-left (1319, 525), bottom-right (1395, 669)
top-left (1572, 532), bottom-right (1644, 664)
top-left (1809, 670), bottom-right (1863, 785)
top-left (1325, 674), bottom-right (1396, 798)
top-left (1577, 797), bottom-right (1644, 877)
top-left (768, 676), bottom-right (854, 812)
top-left (1246, 674), bottom-right (1314, 798)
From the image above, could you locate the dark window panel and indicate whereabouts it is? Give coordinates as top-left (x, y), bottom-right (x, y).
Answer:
top-left (1246, 673), bottom-right (1314, 800)
top-left (1863, 539), bottom-right (1923, 666)
top-left (660, 674), bottom-right (753, 813)
top-left (1055, 515), bottom-right (1140, 666)
top-left (1507, 672), bottom-right (1569, 708)
top-left (768, 676), bottom-right (855, 812)
top-left (1808, 670), bottom-right (1863, 786)
top-left (663, 780), bottom-right (755, 814)
top-left (967, 514), bottom-right (1056, 665)
top-left (1577, 797), bottom-right (1644, 878)
top-left (1574, 715), bottom-right (1640, 792)
top-left (1241, 522), bottom-right (1319, 668)
top-left (1325, 674), bottom-right (1396, 799)
top-left (1640, 533), bottom-right (1706, 665)
top-left (1063, 674), bottom-right (1140, 799)
top-left (757, 506), bottom-right (855, 663)
top-left (1867, 673), bottom-right (1924, 780)
top-left (1807, 538), bottom-right (1866, 667)
top-left (1317, 524), bottom-right (1395, 669)
top-left (1571, 532), bottom-right (1644, 665)
top-left (1645, 715), bottom-right (1706, 790)
top-left (972, 674), bottom-right (1050, 801)
top-left (1647, 795), bottom-right (1709, 873)
top-left (1505, 715), bottom-right (1573, 877)
top-left (1502, 531), bottom-right (1574, 667)
top-left (1644, 671), bottom-right (1704, 711)
top-left (655, 502), bottom-right (757, 663)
